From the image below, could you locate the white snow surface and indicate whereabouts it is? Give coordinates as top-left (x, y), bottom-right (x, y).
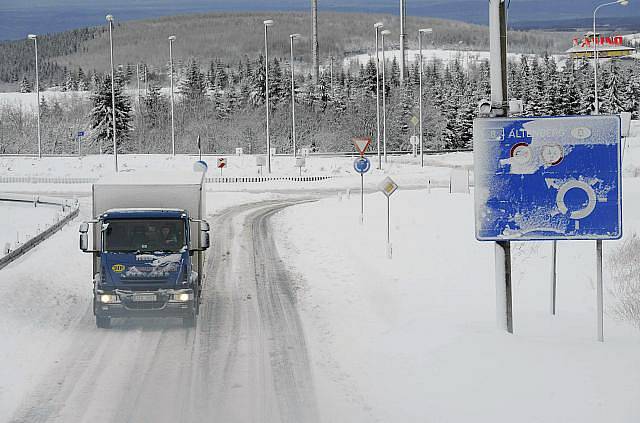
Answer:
top-left (0, 201), bottom-right (62, 249)
top-left (1, 121), bottom-right (640, 421)
top-left (345, 48), bottom-right (567, 69)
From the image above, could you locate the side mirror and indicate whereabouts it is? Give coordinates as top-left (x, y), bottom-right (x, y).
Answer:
top-left (79, 222), bottom-right (89, 233)
top-left (200, 221), bottom-right (210, 232)
top-left (201, 232), bottom-right (210, 250)
top-left (80, 232), bottom-right (89, 252)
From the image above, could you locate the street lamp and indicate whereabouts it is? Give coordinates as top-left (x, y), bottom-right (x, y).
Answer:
top-left (28, 34), bottom-right (41, 159)
top-left (593, 0), bottom-right (629, 114)
top-left (374, 22), bottom-right (384, 169)
top-left (419, 28), bottom-right (433, 168)
top-left (106, 14), bottom-right (118, 172)
top-left (264, 19), bottom-right (274, 173)
top-left (168, 35), bottom-right (176, 155)
top-left (381, 29), bottom-right (391, 164)
top-left (289, 33), bottom-right (300, 157)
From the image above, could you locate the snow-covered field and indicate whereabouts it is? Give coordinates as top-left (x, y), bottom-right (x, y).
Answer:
top-left (0, 202), bottom-right (62, 250)
top-left (344, 48), bottom-right (568, 70)
top-left (1, 122), bottom-right (639, 421)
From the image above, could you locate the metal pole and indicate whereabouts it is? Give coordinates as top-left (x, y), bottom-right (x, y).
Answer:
top-left (136, 63), bottom-right (140, 106)
top-left (382, 31), bottom-right (389, 165)
top-left (597, 239), bottom-right (604, 342)
top-left (32, 37), bottom-right (42, 158)
top-left (265, 23), bottom-right (272, 173)
top-left (490, 0), bottom-right (512, 333)
top-left (419, 32), bottom-right (424, 168)
top-left (108, 17), bottom-right (118, 172)
top-left (593, 9), bottom-right (599, 115)
top-left (360, 173), bottom-right (364, 224)
top-left (551, 240), bottom-right (557, 315)
top-left (375, 24), bottom-right (382, 170)
top-left (387, 196), bottom-right (391, 255)
top-left (169, 37), bottom-right (176, 155)
top-left (330, 56), bottom-right (334, 97)
top-left (399, 0), bottom-right (406, 85)
top-left (290, 35), bottom-right (296, 157)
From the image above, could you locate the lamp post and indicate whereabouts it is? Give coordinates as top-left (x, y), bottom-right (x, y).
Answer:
top-left (106, 14), bottom-right (118, 172)
top-left (419, 28), bottom-right (433, 168)
top-left (27, 34), bottom-right (41, 158)
top-left (374, 22), bottom-right (384, 169)
top-left (381, 29), bottom-right (391, 164)
top-left (264, 19), bottom-right (274, 173)
top-left (593, 0), bottom-right (629, 115)
top-left (289, 33), bottom-right (300, 157)
top-left (168, 35), bottom-right (176, 155)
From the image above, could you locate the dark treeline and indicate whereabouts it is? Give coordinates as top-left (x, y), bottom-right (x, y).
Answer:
top-left (2, 54), bottom-right (639, 155)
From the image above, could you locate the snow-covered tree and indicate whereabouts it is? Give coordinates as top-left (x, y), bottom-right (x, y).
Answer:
top-left (89, 74), bottom-right (133, 152)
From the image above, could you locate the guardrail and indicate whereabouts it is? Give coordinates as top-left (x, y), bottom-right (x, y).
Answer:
top-left (0, 194), bottom-right (80, 271)
top-left (206, 176), bottom-right (332, 183)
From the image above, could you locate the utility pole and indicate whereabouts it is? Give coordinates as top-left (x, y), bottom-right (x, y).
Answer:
top-left (312, 0), bottom-right (319, 84)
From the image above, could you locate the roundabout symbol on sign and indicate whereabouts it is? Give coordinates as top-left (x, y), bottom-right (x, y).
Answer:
top-left (556, 180), bottom-right (597, 220)
top-left (354, 157), bottom-right (371, 174)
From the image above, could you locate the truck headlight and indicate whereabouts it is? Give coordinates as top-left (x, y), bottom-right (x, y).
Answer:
top-left (173, 292), bottom-right (192, 302)
top-left (99, 294), bottom-right (119, 304)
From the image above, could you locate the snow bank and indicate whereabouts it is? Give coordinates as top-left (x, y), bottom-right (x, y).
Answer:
top-left (273, 186), bottom-right (640, 422)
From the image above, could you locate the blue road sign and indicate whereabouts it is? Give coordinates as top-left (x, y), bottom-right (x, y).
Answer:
top-left (474, 115), bottom-right (622, 241)
top-left (354, 157), bottom-right (371, 174)
top-left (77, 131), bottom-right (85, 137)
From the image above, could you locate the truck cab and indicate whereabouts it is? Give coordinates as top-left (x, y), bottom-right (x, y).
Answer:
top-left (79, 171), bottom-right (210, 328)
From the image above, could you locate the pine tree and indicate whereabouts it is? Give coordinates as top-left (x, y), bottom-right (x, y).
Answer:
top-left (179, 59), bottom-right (206, 103)
top-left (89, 75), bottom-right (133, 152)
top-left (19, 76), bottom-right (32, 93)
top-left (390, 56), bottom-right (400, 87)
top-left (143, 83), bottom-right (168, 128)
top-left (602, 63), bottom-right (625, 114)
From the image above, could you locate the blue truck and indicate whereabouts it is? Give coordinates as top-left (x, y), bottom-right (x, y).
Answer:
top-left (79, 171), bottom-right (210, 328)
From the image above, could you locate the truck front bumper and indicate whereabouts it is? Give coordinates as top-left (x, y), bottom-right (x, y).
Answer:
top-left (94, 289), bottom-right (196, 318)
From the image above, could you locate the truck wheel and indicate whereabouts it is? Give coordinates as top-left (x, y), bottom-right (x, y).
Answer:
top-left (96, 316), bottom-right (111, 329)
top-left (183, 306), bottom-right (197, 328)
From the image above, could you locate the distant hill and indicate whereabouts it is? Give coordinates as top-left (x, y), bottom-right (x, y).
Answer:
top-left (0, 11), bottom-right (576, 89)
top-left (1, 0), bottom-right (638, 41)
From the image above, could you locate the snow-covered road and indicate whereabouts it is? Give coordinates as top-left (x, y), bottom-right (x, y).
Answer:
top-left (7, 199), bottom-right (319, 423)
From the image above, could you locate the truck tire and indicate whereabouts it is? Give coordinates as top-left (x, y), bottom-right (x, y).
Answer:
top-left (183, 306), bottom-right (197, 328)
top-left (96, 315), bottom-right (111, 329)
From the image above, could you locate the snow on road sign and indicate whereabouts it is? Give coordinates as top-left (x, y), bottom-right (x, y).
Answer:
top-left (352, 137), bottom-right (371, 156)
top-left (217, 158), bottom-right (227, 168)
top-left (295, 157), bottom-right (306, 168)
top-left (256, 156), bottom-right (266, 167)
top-left (353, 157), bottom-right (371, 174)
top-left (473, 115), bottom-right (622, 241)
top-left (410, 115), bottom-right (419, 127)
top-left (379, 176), bottom-right (398, 197)
top-left (410, 135), bottom-right (419, 145)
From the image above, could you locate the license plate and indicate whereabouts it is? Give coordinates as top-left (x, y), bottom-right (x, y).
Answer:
top-left (132, 294), bottom-right (157, 302)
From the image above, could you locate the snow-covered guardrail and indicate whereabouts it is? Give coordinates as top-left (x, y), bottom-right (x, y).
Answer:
top-left (205, 176), bottom-right (333, 183)
top-left (0, 193), bottom-right (79, 271)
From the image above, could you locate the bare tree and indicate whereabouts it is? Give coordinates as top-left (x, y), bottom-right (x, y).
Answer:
top-left (312, 0), bottom-right (319, 84)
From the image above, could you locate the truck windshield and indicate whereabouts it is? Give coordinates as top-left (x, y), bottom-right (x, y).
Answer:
top-left (103, 219), bottom-right (187, 253)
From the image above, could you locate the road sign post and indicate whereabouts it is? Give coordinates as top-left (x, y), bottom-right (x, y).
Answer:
top-left (379, 176), bottom-right (398, 258)
top-left (295, 157), bottom-right (306, 177)
top-left (256, 155), bottom-right (266, 175)
top-left (217, 157), bottom-right (227, 176)
top-left (354, 157), bottom-right (371, 224)
top-left (474, 115), bottom-right (622, 340)
top-left (77, 131), bottom-right (85, 156)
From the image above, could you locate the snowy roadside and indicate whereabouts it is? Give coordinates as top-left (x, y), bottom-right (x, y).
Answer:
top-left (0, 202), bottom-right (62, 249)
top-left (272, 185), bottom-right (640, 422)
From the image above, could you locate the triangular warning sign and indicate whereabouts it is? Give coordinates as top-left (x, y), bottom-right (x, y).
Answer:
top-left (353, 137), bottom-right (371, 156)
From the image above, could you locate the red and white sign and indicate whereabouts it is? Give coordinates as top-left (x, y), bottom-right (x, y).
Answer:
top-left (217, 158), bottom-right (227, 168)
top-left (352, 137), bottom-right (371, 156)
top-left (573, 35), bottom-right (623, 48)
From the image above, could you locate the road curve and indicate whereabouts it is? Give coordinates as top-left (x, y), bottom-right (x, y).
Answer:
top-left (9, 199), bottom-right (319, 423)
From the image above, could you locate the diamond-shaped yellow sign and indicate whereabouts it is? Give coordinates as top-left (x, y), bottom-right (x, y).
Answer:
top-left (378, 176), bottom-right (398, 197)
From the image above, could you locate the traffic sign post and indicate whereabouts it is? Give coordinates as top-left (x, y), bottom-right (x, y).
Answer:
top-left (217, 157), bottom-right (227, 176)
top-left (410, 135), bottom-right (419, 157)
top-left (256, 155), bottom-right (266, 175)
top-left (354, 156), bottom-right (371, 224)
top-left (353, 137), bottom-right (371, 157)
top-left (474, 115), bottom-right (622, 340)
top-left (379, 176), bottom-right (398, 258)
top-left (295, 157), bottom-right (306, 176)
top-left (77, 131), bottom-right (85, 156)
